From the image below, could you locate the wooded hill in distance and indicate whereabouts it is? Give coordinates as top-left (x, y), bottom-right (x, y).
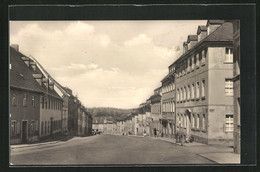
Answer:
top-left (88, 107), bottom-right (139, 123)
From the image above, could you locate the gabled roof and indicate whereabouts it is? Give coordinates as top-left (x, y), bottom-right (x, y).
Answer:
top-left (10, 46), bottom-right (62, 99)
top-left (10, 47), bottom-right (44, 93)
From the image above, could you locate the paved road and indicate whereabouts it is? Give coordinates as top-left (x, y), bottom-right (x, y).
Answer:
top-left (10, 134), bottom-right (215, 165)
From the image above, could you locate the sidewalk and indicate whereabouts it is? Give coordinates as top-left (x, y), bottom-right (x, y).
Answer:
top-left (130, 135), bottom-right (240, 164)
top-left (11, 133), bottom-right (75, 149)
top-left (11, 140), bottom-right (60, 149)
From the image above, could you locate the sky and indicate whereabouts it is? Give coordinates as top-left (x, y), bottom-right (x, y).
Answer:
top-left (10, 20), bottom-right (206, 109)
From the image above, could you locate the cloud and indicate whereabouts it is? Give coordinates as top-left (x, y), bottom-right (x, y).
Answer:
top-left (10, 20), bottom-right (206, 108)
top-left (124, 34), bottom-right (152, 46)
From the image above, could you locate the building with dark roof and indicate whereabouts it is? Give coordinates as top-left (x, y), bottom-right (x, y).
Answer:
top-left (160, 65), bottom-right (176, 138)
top-left (173, 21), bottom-right (234, 145)
top-left (10, 45), bottom-right (63, 144)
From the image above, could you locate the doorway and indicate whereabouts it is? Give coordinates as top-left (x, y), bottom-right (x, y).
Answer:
top-left (21, 121), bottom-right (28, 143)
top-left (186, 110), bottom-right (191, 138)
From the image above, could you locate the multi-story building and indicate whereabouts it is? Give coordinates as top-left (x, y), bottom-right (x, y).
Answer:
top-left (160, 65), bottom-right (176, 138)
top-left (230, 20), bottom-right (240, 153)
top-left (150, 87), bottom-right (162, 136)
top-left (29, 56), bottom-right (70, 134)
top-left (173, 20), bottom-right (234, 144)
top-left (10, 45), bottom-right (63, 143)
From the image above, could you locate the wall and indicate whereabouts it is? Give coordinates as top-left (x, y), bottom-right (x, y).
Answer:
top-left (39, 95), bottom-right (62, 138)
top-left (10, 89), bottom-right (41, 143)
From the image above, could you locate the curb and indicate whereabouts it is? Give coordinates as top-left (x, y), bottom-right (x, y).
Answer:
top-left (11, 141), bottom-right (60, 149)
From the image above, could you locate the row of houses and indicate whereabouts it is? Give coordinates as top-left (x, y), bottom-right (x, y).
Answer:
top-left (95, 20), bottom-right (240, 153)
top-left (10, 45), bottom-right (93, 144)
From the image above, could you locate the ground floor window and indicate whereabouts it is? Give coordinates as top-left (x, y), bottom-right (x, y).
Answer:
top-left (202, 114), bottom-right (206, 130)
top-left (192, 114), bottom-right (195, 128)
top-left (225, 114), bottom-right (234, 132)
top-left (196, 114), bottom-right (200, 129)
top-left (11, 121), bottom-right (16, 136)
top-left (30, 120), bottom-right (35, 135)
top-left (41, 121), bottom-right (44, 134)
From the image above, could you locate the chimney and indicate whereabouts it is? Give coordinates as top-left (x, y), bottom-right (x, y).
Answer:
top-left (29, 61), bottom-right (37, 71)
top-left (187, 35), bottom-right (198, 50)
top-left (206, 20), bottom-right (224, 35)
top-left (42, 78), bottom-right (49, 90)
top-left (49, 81), bottom-right (54, 90)
top-left (197, 25), bottom-right (207, 42)
top-left (21, 56), bottom-right (30, 67)
top-left (183, 42), bottom-right (188, 54)
top-left (11, 44), bottom-right (19, 51)
top-left (33, 73), bottom-right (43, 86)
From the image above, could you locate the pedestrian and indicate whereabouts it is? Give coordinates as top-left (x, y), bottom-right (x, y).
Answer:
top-left (153, 128), bottom-right (157, 137)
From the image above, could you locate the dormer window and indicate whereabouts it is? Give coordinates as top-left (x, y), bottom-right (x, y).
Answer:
top-left (196, 54), bottom-right (200, 68)
top-left (12, 94), bottom-right (17, 106)
top-left (23, 93), bottom-right (27, 107)
top-left (225, 48), bottom-right (233, 63)
top-left (32, 96), bottom-right (35, 107)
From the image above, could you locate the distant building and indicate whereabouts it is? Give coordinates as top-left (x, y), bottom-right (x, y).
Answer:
top-left (150, 87), bottom-right (162, 136)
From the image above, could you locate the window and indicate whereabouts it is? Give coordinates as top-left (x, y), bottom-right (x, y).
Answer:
top-left (183, 60), bottom-right (186, 75)
top-left (202, 49), bottom-right (207, 65)
top-left (45, 98), bottom-right (47, 109)
top-left (180, 88), bottom-right (183, 101)
top-left (32, 96), bottom-right (35, 107)
top-left (225, 79), bottom-right (234, 96)
top-left (196, 54), bottom-right (200, 67)
top-left (23, 93), bottom-right (27, 107)
top-left (12, 94), bottom-right (17, 106)
top-left (183, 87), bottom-right (186, 101)
top-left (48, 121), bottom-right (50, 133)
top-left (177, 89), bottom-right (179, 101)
top-left (201, 80), bottom-right (205, 98)
top-left (41, 121), bottom-right (44, 134)
top-left (187, 85), bottom-right (190, 100)
top-left (225, 114), bottom-right (234, 132)
top-left (225, 48), bottom-right (233, 63)
top-left (192, 56), bottom-right (195, 70)
top-left (184, 115), bottom-right (186, 128)
top-left (202, 114), bottom-right (206, 130)
top-left (196, 82), bottom-right (200, 99)
top-left (197, 114), bottom-right (200, 129)
top-left (45, 121), bottom-right (47, 134)
top-left (191, 84), bottom-right (195, 99)
top-left (30, 121), bottom-right (35, 134)
top-left (11, 121), bottom-right (16, 136)
top-left (41, 97), bottom-right (44, 108)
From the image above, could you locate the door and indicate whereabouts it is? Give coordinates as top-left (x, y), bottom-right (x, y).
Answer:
top-left (21, 121), bottom-right (28, 143)
top-left (50, 117), bottom-right (53, 135)
top-left (186, 113), bottom-right (191, 138)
